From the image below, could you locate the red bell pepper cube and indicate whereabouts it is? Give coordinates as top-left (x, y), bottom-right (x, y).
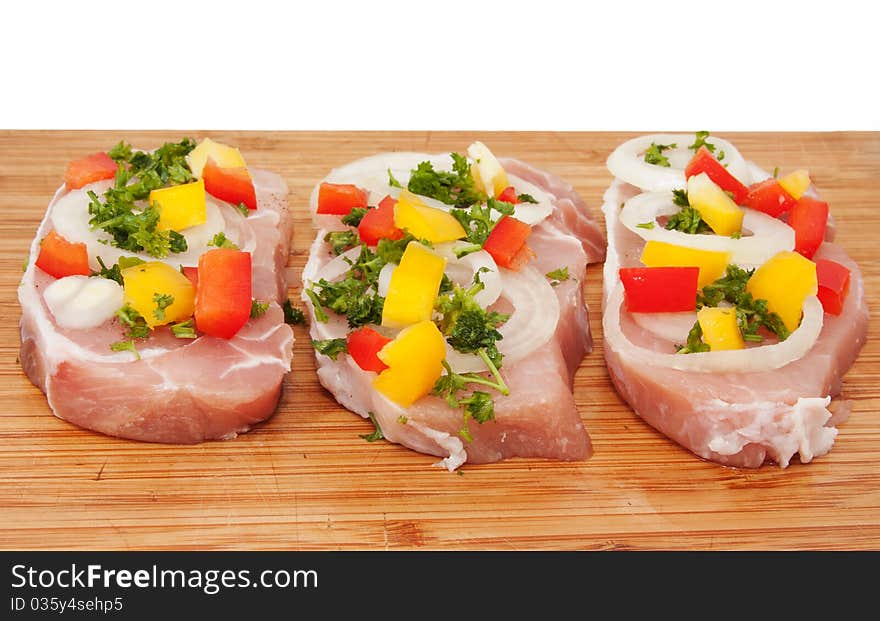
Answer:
top-left (317, 182), bottom-right (368, 215)
top-left (347, 326), bottom-right (393, 372)
top-left (743, 179), bottom-right (797, 217)
top-left (182, 266), bottom-right (199, 289)
top-left (483, 215), bottom-right (532, 269)
top-left (358, 195), bottom-right (404, 246)
top-left (35, 231), bottom-right (91, 278)
top-left (815, 259), bottom-right (850, 315)
top-left (789, 196), bottom-right (829, 259)
top-left (496, 186), bottom-right (520, 204)
top-left (203, 157), bottom-right (257, 210)
top-left (64, 152), bottom-right (118, 190)
top-left (619, 266), bottom-right (699, 313)
top-left (194, 249), bottom-right (252, 339)
top-left (684, 146), bottom-right (749, 204)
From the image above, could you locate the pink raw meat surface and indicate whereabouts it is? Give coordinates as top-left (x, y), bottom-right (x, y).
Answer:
top-left (304, 158), bottom-right (605, 469)
top-left (602, 178), bottom-right (869, 467)
top-left (19, 168), bottom-right (295, 443)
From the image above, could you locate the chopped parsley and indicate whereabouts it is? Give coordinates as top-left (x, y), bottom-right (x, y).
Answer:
top-left (250, 299), bottom-right (269, 318)
top-left (407, 153), bottom-right (486, 208)
top-left (341, 207), bottom-right (369, 227)
top-left (360, 412), bottom-right (384, 442)
top-left (170, 319), bottom-right (197, 339)
top-left (208, 231), bottom-right (238, 249)
top-left (88, 138), bottom-right (195, 258)
top-left (324, 230), bottom-right (359, 255)
top-left (666, 190), bottom-right (711, 234)
top-left (387, 168), bottom-right (402, 188)
top-left (546, 266), bottom-right (570, 286)
top-left (116, 303), bottom-right (149, 339)
top-left (644, 142), bottom-right (676, 167)
top-left (675, 322), bottom-right (711, 354)
top-left (152, 293), bottom-right (174, 322)
top-left (517, 193), bottom-right (538, 204)
top-left (282, 299), bottom-right (306, 325)
top-left (312, 338), bottom-right (348, 361)
top-left (110, 339), bottom-right (141, 359)
top-left (773, 166), bottom-right (780, 179)
top-left (92, 256), bottom-right (123, 285)
top-left (636, 222), bottom-right (655, 230)
top-left (666, 206), bottom-right (711, 235)
top-left (236, 202), bottom-right (250, 217)
top-left (688, 131), bottom-right (723, 161)
top-left (433, 361), bottom-right (504, 442)
top-left (397, 415), bottom-right (408, 425)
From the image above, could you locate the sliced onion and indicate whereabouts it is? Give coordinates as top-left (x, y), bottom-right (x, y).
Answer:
top-left (497, 266), bottom-right (560, 364)
top-left (620, 191), bottom-right (794, 266)
top-left (606, 134), bottom-right (751, 192)
top-left (444, 344), bottom-right (487, 374)
top-left (631, 311), bottom-right (698, 344)
top-left (604, 283), bottom-right (823, 373)
top-left (305, 245), bottom-right (362, 286)
top-left (434, 244), bottom-right (502, 307)
top-left (377, 263), bottom-right (395, 298)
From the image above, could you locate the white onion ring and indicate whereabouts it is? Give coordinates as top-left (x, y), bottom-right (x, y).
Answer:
top-left (497, 266), bottom-right (560, 364)
top-left (377, 263), bottom-right (395, 298)
top-left (606, 134), bottom-right (752, 192)
top-left (620, 191), bottom-right (795, 266)
top-left (305, 245), bottom-right (363, 286)
top-left (434, 243), bottom-right (502, 308)
top-left (309, 151), bottom-right (554, 226)
top-left (604, 283), bottom-right (823, 373)
top-left (631, 311), bottom-right (698, 344)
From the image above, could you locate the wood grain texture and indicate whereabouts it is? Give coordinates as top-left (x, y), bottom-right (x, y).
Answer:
top-left (0, 131), bottom-right (877, 551)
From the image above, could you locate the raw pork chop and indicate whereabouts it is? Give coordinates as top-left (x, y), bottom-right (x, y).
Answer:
top-left (19, 168), bottom-right (295, 443)
top-left (303, 152), bottom-right (605, 469)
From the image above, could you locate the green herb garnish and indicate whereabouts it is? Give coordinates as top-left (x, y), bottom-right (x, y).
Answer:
top-left (636, 222), bottom-right (655, 230)
top-left (324, 230), bottom-right (359, 255)
top-left (341, 207), bottom-right (369, 227)
top-left (387, 168), bottom-right (402, 188)
top-left (208, 231), bottom-right (239, 249)
top-left (170, 319), bottom-right (197, 339)
top-left (546, 266), bottom-right (570, 286)
top-left (688, 131), bottom-right (722, 160)
top-left (152, 293), bottom-right (174, 322)
top-left (644, 142), bottom-right (676, 167)
top-left (282, 299), bottom-right (306, 325)
top-left (360, 412), bottom-right (384, 442)
top-left (250, 299), bottom-right (269, 318)
top-left (517, 193), bottom-right (538, 204)
top-left (312, 338), bottom-right (348, 361)
top-left (407, 153), bottom-right (486, 208)
top-left (666, 206), bottom-right (712, 235)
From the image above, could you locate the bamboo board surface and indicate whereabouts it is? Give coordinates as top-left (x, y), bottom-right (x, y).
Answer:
top-left (0, 131), bottom-right (877, 551)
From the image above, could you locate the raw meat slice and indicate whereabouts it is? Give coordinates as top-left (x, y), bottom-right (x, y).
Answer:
top-left (303, 151), bottom-right (605, 469)
top-left (19, 156), bottom-right (295, 443)
top-left (602, 148), bottom-right (869, 467)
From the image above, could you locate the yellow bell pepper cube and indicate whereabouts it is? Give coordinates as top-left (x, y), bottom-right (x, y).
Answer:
top-left (687, 172), bottom-right (744, 236)
top-left (467, 141), bottom-right (510, 198)
top-left (640, 241), bottom-right (730, 289)
top-left (697, 307), bottom-right (744, 351)
top-left (381, 242), bottom-right (447, 328)
top-left (121, 261), bottom-right (196, 328)
top-left (377, 320), bottom-right (447, 368)
top-left (393, 190), bottom-right (466, 243)
top-left (746, 251), bottom-right (817, 333)
top-left (186, 138), bottom-right (248, 178)
top-left (373, 320), bottom-right (446, 407)
top-left (149, 179), bottom-right (207, 232)
top-left (778, 169), bottom-right (811, 200)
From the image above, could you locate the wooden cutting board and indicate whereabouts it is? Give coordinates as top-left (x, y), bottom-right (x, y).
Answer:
top-left (0, 131), bottom-right (877, 551)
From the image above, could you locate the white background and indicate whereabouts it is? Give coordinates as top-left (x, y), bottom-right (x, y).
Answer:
top-left (1, 0), bottom-right (877, 130)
